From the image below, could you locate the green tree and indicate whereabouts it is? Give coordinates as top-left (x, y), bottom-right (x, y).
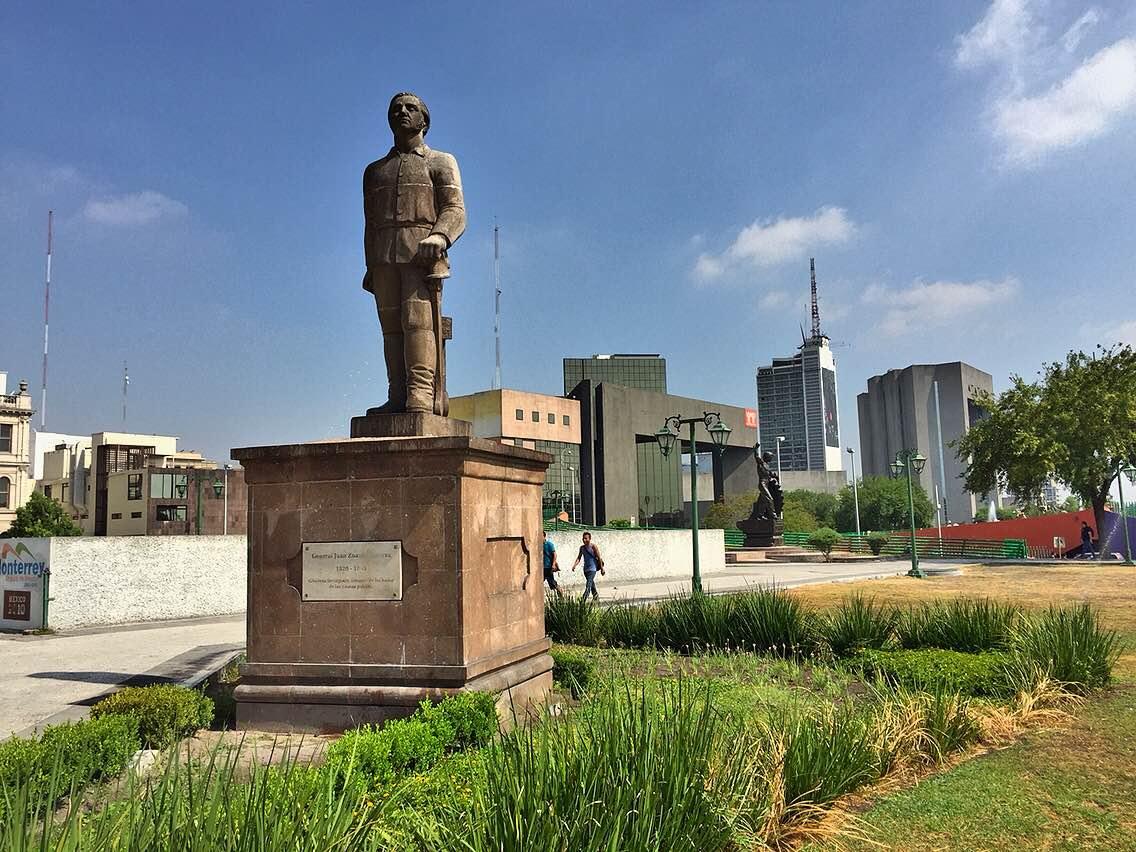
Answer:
top-left (956, 344), bottom-right (1136, 546)
top-left (2, 491), bottom-right (83, 538)
top-left (781, 496), bottom-right (818, 533)
top-left (783, 489), bottom-right (838, 528)
top-left (834, 475), bottom-right (933, 532)
top-left (701, 491), bottom-right (758, 530)
top-left (1061, 494), bottom-right (1083, 513)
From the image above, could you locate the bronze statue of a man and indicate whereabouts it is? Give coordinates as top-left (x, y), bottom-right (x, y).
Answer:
top-left (362, 92), bottom-right (466, 414)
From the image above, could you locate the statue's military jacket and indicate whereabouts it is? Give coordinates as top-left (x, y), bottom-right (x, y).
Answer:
top-left (362, 143), bottom-right (465, 287)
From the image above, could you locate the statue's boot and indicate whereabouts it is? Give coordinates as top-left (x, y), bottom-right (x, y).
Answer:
top-left (366, 334), bottom-right (407, 416)
top-left (404, 327), bottom-right (436, 414)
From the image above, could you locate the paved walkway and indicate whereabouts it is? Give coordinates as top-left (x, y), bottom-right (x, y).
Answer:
top-left (0, 559), bottom-right (968, 739)
top-left (0, 615), bottom-right (244, 739)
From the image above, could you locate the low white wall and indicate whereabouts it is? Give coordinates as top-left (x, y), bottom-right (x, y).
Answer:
top-left (547, 529), bottom-right (725, 590)
top-left (48, 536), bottom-right (246, 630)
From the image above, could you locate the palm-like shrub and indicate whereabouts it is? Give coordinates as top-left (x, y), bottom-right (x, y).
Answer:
top-left (821, 594), bottom-right (898, 657)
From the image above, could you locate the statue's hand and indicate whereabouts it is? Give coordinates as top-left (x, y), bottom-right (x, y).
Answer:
top-left (361, 270), bottom-right (371, 289)
top-left (416, 234), bottom-right (448, 261)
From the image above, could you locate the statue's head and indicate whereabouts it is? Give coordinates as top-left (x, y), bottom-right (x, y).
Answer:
top-left (762, 451), bottom-right (774, 464)
top-left (388, 92), bottom-right (430, 137)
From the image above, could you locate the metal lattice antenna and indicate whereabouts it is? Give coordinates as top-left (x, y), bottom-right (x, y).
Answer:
top-left (493, 223), bottom-right (502, 390)
top-left (41, 211), bottom-right (52, 429)
top-left (810, 257), bottom-right (822, 340)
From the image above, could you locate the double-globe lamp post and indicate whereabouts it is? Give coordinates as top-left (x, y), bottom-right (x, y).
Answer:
top-left (1117, 460), bottom-right (1136, 566)
top-left (846, 446), bottom-right (861, 537)
top-left (175, 472), bottom-right (226, 535)
top-left (890, 449), bottom-right (928, 579)
top-left (655, 411), bottom-right (732, 594)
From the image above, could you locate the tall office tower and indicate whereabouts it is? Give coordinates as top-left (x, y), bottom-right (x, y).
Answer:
top-left (563, 354), bottom-right (676, 525)
top-left (755, 262), bottom-right (844, 474)
top-left (856, 362), bottom-right (995, 524)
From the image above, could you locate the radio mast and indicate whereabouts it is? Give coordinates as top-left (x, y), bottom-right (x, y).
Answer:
top-left (122, 362), bottom-right (129, 425)
top-left (809, 257), bottom-right (822, 340)
top-left (41, 211), bottom-right (53, 429)
top-left (493, 223), bottom-right (502, 389)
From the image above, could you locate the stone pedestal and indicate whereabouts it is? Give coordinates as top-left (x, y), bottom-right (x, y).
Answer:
top-left (231, 428), bottom-right (553, 733)
top-left (737, 514), bottom-right (784, 548)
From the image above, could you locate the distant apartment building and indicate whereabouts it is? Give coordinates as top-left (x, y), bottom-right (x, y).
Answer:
top-left (0, 372), bottom-right (35, 533)
top-left (36, 431), bottom-right (245, 535)
top-left (856, 362), bottom-right (994, 524)
top-left (449, 389), bottom-right (581, 519)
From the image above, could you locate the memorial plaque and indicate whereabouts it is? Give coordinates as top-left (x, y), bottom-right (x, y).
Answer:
top-left (302, 541), bottom-right (402, 601)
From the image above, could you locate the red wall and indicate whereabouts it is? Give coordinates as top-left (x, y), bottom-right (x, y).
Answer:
top-left (917, 509), bottom-right (1095, 555)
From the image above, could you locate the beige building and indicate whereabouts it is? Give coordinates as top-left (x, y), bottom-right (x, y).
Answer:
top-left (450, 389), bottom-right (582, 518)
top-left (37, 431), bottom-right (246, 536)
top-left (0, 373), bottom-right (36, 533)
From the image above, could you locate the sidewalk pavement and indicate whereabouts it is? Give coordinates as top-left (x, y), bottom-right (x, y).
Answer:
top-left (0, 615), bottom-right (244, 740)
top-left (0, 559), bottom-right (967, 739)
top-left (572, 558), bottom-right (938, 603)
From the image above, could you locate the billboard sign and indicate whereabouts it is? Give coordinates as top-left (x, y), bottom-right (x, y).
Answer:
top-left (0, 538), bottom-right (49, 631)
top-left (744, 408), bottom-right (758, 429)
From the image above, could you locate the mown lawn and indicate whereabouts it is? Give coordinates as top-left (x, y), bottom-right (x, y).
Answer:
top-left (794, 564), bottom-right (1136, 851)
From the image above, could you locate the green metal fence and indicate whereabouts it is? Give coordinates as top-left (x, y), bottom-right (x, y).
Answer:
top-left (779, 531), bottom-right (1027, 559)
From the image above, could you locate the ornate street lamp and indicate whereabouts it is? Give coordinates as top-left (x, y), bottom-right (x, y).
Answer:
top-left (212, 478), bottom-right (225, 499)
top-left (891, 450), bottom-right (927, 578)
top-left (655, 411), bottom-right (729, 593)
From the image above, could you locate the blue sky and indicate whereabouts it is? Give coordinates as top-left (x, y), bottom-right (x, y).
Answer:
top-left (2, 0), bottom-right (1135, 469)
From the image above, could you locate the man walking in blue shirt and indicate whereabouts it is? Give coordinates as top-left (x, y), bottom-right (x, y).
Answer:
top-left (542, 531), bottom-right (564, 598)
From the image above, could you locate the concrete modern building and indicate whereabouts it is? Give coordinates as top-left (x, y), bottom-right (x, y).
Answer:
top-left (449, 388), bottom-right (582, 519)
top-left (755, 336), bottom-right (843, 476)
top-left (570, 383), bottom-right (759, 526)
top-left (0, 373), bottom-right (35, 533)
top-left (564, 355), bottom-right (675, 525)
top-left (857, 362), bottom-right (995, 524)
top-left (36, 431), bottom-right (245, 536)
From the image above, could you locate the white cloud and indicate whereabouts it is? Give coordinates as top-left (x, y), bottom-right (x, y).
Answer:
top-left (758, 289), bottom-right (789, 309)
top-left (1062, 8), bottom-right (1102, 54)
top-left (862, 277), bottom-right (1020, 336)
top-left (693, 206), bottom-right (856, 282)
top-left (1092, 318), bottom-right (1136, 346)
top-left (956, 1), bottom-right (1136, 166)
top-left (83, 190), bottom-right (188, 226)
top-left (995, 38), bottom-right (1136, 164)
top-left (955, 0), bottom-right (1037, 74)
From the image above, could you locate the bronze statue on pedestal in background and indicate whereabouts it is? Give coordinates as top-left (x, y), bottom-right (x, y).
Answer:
top-left (362, 92), bottom-right (466, 415)
top-left (738, 443), bottom-right (785, 547)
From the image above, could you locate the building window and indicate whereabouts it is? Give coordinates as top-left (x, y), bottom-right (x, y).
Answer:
top-left (127, 473), bottom-right (142, 500)
top-left (61, 483), bottom-right (68, 502)
top-left (111, 512), bottom-right (122, 520)
top-left (131, 511), bottom-right (142, 519)
top-left (562, 414), bottom-right (570, 426)
top-left (44, 484), bottom-right (53, 499)
top-left (0, 476), bottom-right (9, 508)
top-left (515, 408), bottom-right (524, 421)
top-left (156, 505), bottom-right (187, 522)
top-left (531, 410), bottom-right (539, 423)
top-left (151, 473), bottom-right (188, 499)
top-left (0, 424), bottom-right (11, 454)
